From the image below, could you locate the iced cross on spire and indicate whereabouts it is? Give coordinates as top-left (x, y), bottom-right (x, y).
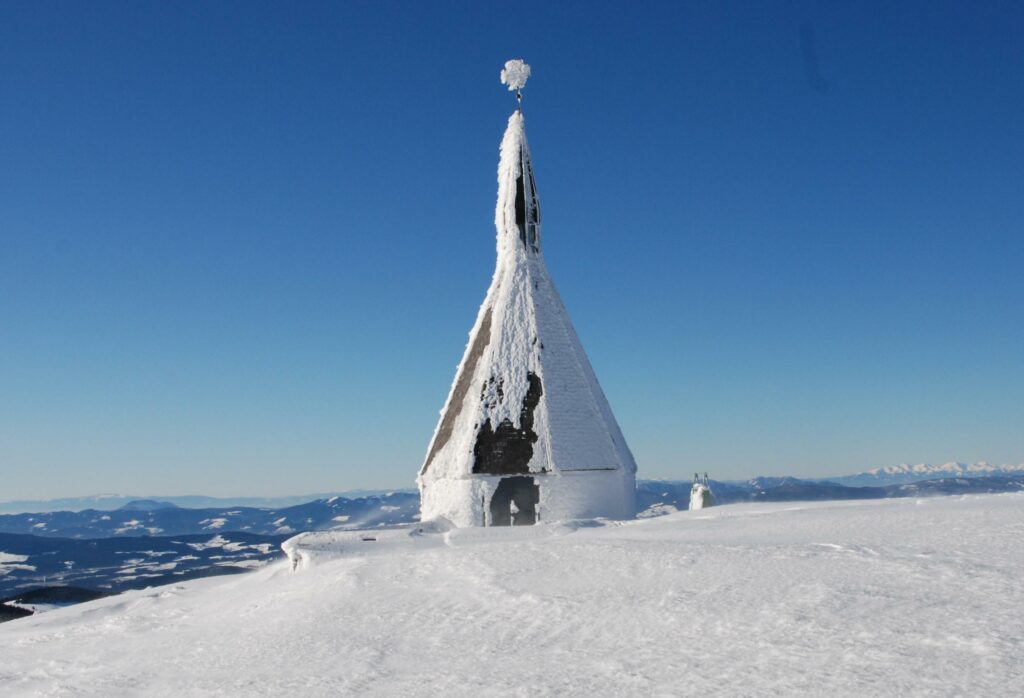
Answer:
top-left (501, 59), bottom-right (531, 111)
top-left (500, 59), bottom-right (531, 91)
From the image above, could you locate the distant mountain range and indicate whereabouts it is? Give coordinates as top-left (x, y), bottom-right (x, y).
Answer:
top-left (6, 462), bottom-right (1021, 515)
top-left (0, 492), bottom-right (419, 600)
top-left (0, 490), bottom-right (408, 515)
top-left (637, 474), bottom-right (1024, 515)
top-left (822, 462), bottom-right (1024, 487)
top-left (0, 492), bottom-right (420, 539)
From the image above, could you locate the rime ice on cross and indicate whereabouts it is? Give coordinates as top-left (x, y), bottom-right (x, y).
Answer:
top-left (500, 59), bottom-right (531, 111)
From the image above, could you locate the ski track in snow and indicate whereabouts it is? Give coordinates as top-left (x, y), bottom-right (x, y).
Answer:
top-left (1, 494), bottom-right (1022, 696)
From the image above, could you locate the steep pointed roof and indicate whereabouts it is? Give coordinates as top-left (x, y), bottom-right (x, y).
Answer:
top-left (497, 111), bottom-right (541, 256)
top-left (418, 108), bottom-right (637, 484)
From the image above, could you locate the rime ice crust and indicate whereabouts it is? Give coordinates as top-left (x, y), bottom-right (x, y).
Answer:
top-left (500, 59), bottom-right (531, 91)
top-left (417, 111), bottom-right (637, 527)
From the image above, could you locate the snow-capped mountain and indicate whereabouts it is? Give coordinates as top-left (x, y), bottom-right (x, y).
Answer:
top-left (827, 461), bottom-right (1024, 487)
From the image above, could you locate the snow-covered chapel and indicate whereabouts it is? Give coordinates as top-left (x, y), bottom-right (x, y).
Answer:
top-left (417, 61), bottom-right (637, 527)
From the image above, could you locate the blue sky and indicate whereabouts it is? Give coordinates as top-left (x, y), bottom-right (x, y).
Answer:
top-left (2, 1), bottom-right (1022, 498)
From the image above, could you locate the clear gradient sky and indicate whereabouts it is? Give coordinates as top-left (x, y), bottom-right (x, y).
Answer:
top-left (2, 1), bottom-right (1022, 499)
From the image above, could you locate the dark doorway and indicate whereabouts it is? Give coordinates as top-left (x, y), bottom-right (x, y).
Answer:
top-left (489, 476), bottom-right (539, 526)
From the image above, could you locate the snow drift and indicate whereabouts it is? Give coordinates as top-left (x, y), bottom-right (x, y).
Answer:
top-left (2, 494), bottom-right (1022, 696)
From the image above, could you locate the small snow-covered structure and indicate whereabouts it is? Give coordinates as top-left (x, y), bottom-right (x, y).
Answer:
top-left (417, 62), bottom-right (637, 527)
top-left (689, 472), bottom-right (714, 511)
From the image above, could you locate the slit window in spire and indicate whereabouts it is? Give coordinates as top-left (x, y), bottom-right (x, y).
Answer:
top-left (514, 156), bottom-right (527, 249)
top-left (526, 157), bottom-right (541, 253)
top-left (514, 145), bottom-right (541, 254)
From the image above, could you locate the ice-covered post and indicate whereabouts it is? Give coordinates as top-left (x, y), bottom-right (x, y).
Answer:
top-left (500, 59), bottom-right (531, 112)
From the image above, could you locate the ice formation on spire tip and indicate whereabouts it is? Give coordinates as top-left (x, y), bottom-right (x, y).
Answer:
top-left (417, 68), bottom-right (637, 528)
top-left (500, 59), bottom-right (531, 91)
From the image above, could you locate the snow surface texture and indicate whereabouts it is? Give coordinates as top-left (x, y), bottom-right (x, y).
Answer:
top-left (3, 494), bottom-right (1022, 696)
top-left (417, 110), bottom-right (636, 526)
top-left (500, 59), bottom-right (530, 91)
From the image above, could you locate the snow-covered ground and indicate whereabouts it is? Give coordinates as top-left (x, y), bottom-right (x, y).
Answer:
top-left (2, 494), bottom-right (1022, 696)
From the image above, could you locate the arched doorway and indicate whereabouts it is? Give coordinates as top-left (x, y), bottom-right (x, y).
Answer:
top-left (489, 476), bottom-right (539, 526)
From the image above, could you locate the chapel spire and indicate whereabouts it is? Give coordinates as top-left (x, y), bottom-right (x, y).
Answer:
top-left (417, 61), bottom-right (637, 528)
top-left (496, 59), bottom-right (541, 255)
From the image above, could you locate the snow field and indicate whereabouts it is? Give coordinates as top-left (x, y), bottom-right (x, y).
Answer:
top-left (1, 494), bottom-right (1022, 696)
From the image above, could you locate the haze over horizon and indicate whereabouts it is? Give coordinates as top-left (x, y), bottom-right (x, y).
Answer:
top-left (2, 2), bottom-right (1022, 500)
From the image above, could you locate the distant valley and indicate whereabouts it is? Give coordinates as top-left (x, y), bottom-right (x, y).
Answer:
top-left (0, 492), bottom-right (419, 606)
top-left (0, 492), bottom-right (420, 539)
